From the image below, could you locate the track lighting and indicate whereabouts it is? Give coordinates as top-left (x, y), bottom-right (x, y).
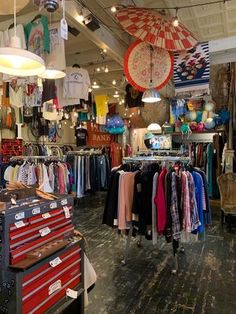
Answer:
top-left (77, 10), bottom-right (84, 23)
top-left (112, 80), bottom-right (116, 85)
top-left (104, 65), bottom-right (109, 73)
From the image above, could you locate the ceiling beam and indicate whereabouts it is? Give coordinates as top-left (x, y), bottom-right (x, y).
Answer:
top-left (65, 1), bottom-right (128, 65)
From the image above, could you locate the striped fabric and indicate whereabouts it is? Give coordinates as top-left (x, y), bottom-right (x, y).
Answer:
top-left (116, 7), bottom-right (198, 51)
top-left (174, 42), bottom-right (210, 93)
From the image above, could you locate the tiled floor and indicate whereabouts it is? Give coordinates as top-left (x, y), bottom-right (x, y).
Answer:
top-left (74, 193), bottom-right (236, 314)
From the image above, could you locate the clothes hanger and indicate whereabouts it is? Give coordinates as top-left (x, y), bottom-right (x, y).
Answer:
top-left (31, 14), bottom-right (42, 23)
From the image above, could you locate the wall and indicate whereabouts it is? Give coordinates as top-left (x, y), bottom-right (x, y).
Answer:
top-left (0, 121), bottom-right (76, 146)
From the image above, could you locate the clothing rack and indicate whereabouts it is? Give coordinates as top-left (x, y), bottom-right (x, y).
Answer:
top-left (123, 156), bottom-right (190, 163)
top-left (66, 149), bottom-right (102, 156)
top-left (10, 155), bottom-right (61, 161)
top-left (119, 155), bottom-right (195, 274)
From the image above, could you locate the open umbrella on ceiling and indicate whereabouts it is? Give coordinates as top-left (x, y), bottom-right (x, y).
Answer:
top-left (116, 6), bottom-right (198, 51)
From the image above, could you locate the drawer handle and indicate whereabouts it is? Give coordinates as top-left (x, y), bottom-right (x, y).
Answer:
top-left (49, 257), bottom-right (62, 268)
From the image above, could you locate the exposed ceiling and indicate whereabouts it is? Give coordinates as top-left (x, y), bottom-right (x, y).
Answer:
top-left (0, 0), bottom-right (236, 102)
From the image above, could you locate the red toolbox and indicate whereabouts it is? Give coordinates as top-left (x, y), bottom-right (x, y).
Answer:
top-left (0, 195), bottom-right (75, 268)
top-left (0, 239), bottom-right (84, 314)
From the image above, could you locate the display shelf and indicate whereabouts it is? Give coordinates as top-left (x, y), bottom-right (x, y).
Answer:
top-left (171, 129), bottom-right (225, 136)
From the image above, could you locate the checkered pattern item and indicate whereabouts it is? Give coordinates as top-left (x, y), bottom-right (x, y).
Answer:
top-left (116, 7), bottom-right (198, 51)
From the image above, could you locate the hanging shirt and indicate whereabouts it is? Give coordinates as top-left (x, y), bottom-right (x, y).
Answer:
top-left (63, 67), bottom-right (90, 101)
top-left (95, 95), bottom-right (108, 116)
top-left (2, 24), bottom-right (26, 49)
top-left (24, 15), bottom-right (50, 57)
top-left (75, 127), bottom-right (88, 146)
top-left (46, 23), bottom-right (66, 70)
top-left (155, 167), bottom-right (167, 234)
top-left (125, 84), bottom-right (143, 108)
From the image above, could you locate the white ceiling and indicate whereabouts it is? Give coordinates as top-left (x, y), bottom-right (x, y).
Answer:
top-left (0, 0), bottom-right (236, 101)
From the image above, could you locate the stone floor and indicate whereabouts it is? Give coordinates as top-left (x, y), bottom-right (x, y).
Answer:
top-left (74, 193), bottom-right (236, 314)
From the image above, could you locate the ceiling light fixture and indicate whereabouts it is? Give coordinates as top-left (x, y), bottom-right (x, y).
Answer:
top-left (77, 10), bottom-right (84, 23)
top-left (142, 46), bottom-right (161, 103)
top-left (96, 67), bottom-right (101, 72)
top-left (92, 81), bottom-right (100, 88)
top-left (0, 0), bottom-right (45, 77)
top-left (111, 6), bottom-right (117, 13)
top-left (103, 48), bottom-right (107, 53)
top-left (112, 79), bottom-right (116, 85)
top-left (113, 94), bottom-right (119, 98)
top-left (104, 65), bottom-right (109, 73)
top-left (172, 8), bottom-right (179, 27)
top-left (147, 123), bottom-right (162, 133)
top-left (39, 68), bottom-right (66, 79)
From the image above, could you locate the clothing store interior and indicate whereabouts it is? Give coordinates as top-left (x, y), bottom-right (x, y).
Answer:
top-left (0, 0), bottom-right (236, 313)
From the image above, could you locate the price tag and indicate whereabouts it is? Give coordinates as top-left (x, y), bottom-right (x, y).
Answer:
top-left (50, 202), bottom-right (57, 209)
top-left (49, 257), bottom-right (62, 268)
top-left (32, 207), bottom-right (40, 215)
top-left (66, 288), bottom-right (78, 299)
top-left (48, 280), bottom-right (61, 295)
top-left (39, 227), bottom-right (51, 237)
top-left (63, 206), bottom-right (71, 219)
top-left (60, 18), bottom-right (68, 40)
top-left (42, 212), bottom-right (51, 219)
top-left (61, 198), bottom-right (68, 206)
top-left (15, 212), bottom-right (25, 220)
top-left (14, 221), bottom-right (25, 228)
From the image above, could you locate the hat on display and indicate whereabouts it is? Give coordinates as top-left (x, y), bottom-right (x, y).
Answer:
top-left (147, 123), bottom-right (162, 133)
top-left (144, 132), bottom-right (155, 140)
top-left (185, 110), bottom-right (197, 121)
top-left (204, 100), bottom-right (215, 112)
top-left (204, 117), bottom-right (215, 129)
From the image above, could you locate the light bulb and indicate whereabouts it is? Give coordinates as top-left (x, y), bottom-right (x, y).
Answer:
top-left (77, 11), bottom-right (84, 23)
top-left (115, 91), bottom-right (118, 94)
top-left (96, 67), bottom-right (101, 72)
top-left (173, 16), bottom-right (179, 27)
top-left (104, 65), bottom-right (109, 73)
top-left (111, 6), bottom-right (117, 13)
top-left (122, 99), bottom-right (125, 103)
top-left (112, 80), bottom-right (116, 85)
top-left (103, 48), bottom-right (107, 53)
top-left (93, 81), bottom-right (97, 85)
top-left (89, 87), bottom-right (92, 92)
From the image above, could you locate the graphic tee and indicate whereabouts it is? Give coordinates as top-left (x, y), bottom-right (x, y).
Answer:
top-left (75, 127), bottom-right (88, 147)
top-left (63, 67), bottom-right (91, 101)
top-left (24, 15), bottom-right (50, 57)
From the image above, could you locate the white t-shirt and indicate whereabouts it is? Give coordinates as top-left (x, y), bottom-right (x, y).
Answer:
top-left (46, 23), bottom-right (66, 70)
top-left (63, 67), bottom-right (90, 101)
top-left (3, 24), bottom-right (26, 49)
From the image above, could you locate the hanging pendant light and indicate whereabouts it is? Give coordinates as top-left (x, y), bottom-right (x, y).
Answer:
top-left (0, 0), bottom-right (45, 77)
top-left (39, 67), bottom-right (66, 79)
top-left (142, 46), bottom-right (161, 103)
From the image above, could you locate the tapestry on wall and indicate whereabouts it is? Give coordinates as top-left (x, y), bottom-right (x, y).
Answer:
top-left (174, 42), bottom-right (209, 93)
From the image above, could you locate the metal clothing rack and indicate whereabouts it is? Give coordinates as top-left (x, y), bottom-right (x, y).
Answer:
top-left (123, 156), bottom-right (190, 163)
top-left (66, 149), bottom-right (103, 156)
top-left (120, 155), bottom-right (190, 274)
top-left (10, 155), bottom-right (61, 161)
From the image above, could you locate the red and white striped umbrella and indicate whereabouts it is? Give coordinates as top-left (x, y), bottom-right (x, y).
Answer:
top-left (116, 7), bottom-right (198, 51)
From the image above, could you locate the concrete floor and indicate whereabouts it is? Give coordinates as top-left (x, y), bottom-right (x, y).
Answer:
top-left (74, 193), bottom-right (236, 314)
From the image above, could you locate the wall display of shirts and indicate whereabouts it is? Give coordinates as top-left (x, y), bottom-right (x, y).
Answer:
top-left (23, 143), bottom-right (74, 158)
top-left (103, 160), bottom-right (211, 245)
top-left (66, 153), bottom-right (110, 198)
top-left (3, 160), bottom-right (73, 194)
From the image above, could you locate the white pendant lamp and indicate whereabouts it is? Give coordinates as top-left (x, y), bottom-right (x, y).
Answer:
top-left (147, 123), bottom-right (162, 133)
top-left (0, 0), bottom-right (45, 77)
top-left (142, 46), bottom-right (161, 103)
top-left (39, 68), bottom-right (66, 79)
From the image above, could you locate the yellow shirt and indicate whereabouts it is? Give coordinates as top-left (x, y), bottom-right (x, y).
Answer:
top-left (95, 95), bottom-right (108, 116)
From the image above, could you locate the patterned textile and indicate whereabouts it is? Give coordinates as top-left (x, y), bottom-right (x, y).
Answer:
top-left (170, 172), bottom-right (181, 240)
top-left (186, 172), bottom-right (201, 232)
top-left (174, 42), bottom-right (209, 93)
